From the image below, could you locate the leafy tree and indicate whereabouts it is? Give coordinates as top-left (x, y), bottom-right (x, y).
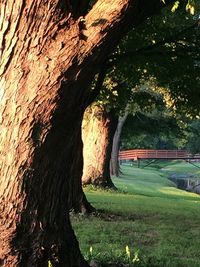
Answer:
top-left (82, 2), bottom-right (200, 182)
top-left (82, 79), bottom-right (164, 184)
top-left (184, 120), bottom-right (200, 154)
top-left (115, 1), bottom-right (200, 115)
top-left (121, 106), bottom-right (183, 150)
top-left (112, 2), bottom-right (200, 174)
top-left (82, 76), bottom-right (132, 187)
top-left (1, 1), bottom-right (176, 266)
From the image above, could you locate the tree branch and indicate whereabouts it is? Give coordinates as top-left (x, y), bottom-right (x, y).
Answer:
top-left (85, 64), bottom-right (108, 107)
top-left (112, 21), bottom-right (198, 63)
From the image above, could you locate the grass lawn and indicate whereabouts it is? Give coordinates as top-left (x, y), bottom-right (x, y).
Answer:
top-left (158, 160), bottom-right (200, 176)
top-left (71, 162), bottom-right (200, 266)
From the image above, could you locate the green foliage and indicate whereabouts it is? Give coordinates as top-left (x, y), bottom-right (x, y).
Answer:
top-left (120, 106), bottom-right (183, 150)
top-left (184, 120), bottom-right (200, 153)
top-left (171, 1), bottom-right (180, 12)
top-left (95, 77), bottom-right (131, 113)
top-left (48, 261), bottom-right (53, 267)
top-left (113, 1), bottom-right (200, 115)
top-left (89, 1), bottom-right (200, 119)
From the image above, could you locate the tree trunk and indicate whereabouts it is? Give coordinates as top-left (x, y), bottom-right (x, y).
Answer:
top-left (0, 0), bottom-right (175, 265)
top-left (110, 112), bottom-right (129, 177)
top-left (70, 118), bottom-right (95, 214)
top-left (82, 105), bottom-right (118, 188)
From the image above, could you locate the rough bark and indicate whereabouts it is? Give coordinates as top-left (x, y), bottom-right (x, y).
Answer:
top-left (110, 112), bottom-right (129, 177)
top-left (70, 118), bottom-right (95, 214)
top-left (0, 0), bottom-right (176, 266)
top-left (82, 105), bottom-right (118, 188)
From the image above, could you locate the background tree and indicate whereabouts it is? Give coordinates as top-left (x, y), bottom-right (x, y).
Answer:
top-left (82, 78), bottom-right (129, 187)
top-left (115, 1), bottom-right (200, 115)
top-left (110, 83), bottom-right (165, 176)
top-left (110, 111), bottom-right (129, 177)
top-left (82, 1), bottom-right (200, 183)
top-left (180, 120), bottom-right (200, 154)
top-left (111, 2), bottom-right (200, 173)
top-left (82, 104), bottom-right (118, 187)
top-left (121, 107), bottom-right (183, 150)
top-left (82, 78), bottom-right (164, 186)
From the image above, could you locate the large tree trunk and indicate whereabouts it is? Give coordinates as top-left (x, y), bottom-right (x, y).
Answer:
top-left (82, 105), bottom-right (118, 188)
top-left (0, 0), bottom-right (174, 265)
top-left (0, 2), bottom-right (132, 265)
top-left (70, 118), bottom-right (95, 214)
top-left (110, 112), bottom-right (129, 177)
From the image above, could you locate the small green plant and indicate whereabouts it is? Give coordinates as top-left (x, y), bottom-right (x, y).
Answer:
top-left (125, 245), bottom-right (131, 259)
top-left (132, 250), bottom-right (140, 264)
top-left (125, 245), bottom-right (140, 265)
top-left (89, 246), bottom-right (93, 261)
top-left (48, 260), bottom-right (53, 267)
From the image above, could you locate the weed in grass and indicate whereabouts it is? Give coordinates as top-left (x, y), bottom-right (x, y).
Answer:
top-left (125, 245), bottom-right (140, 265)
top-left (85, 245), bottom-right (141, 266)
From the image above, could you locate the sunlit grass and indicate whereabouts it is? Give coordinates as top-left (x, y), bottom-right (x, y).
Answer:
top-left (160, 160), bottom-right (200, 177)
top-left (113, 164), bottom-right (200, 201)
top-left (72, 162), bottom-right (200, 266)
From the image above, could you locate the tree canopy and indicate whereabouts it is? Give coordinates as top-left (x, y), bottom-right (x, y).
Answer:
top-left (112, 1), bottom-right (200, 114)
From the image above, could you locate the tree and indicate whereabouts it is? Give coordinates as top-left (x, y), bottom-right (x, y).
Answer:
top-left (1, 0), bottom-right (174, 265)
top-left (110, 112), bottom-right (129, 177)
top-left (110, 3), bottom-right (200, 174)
top-left (82, 76), bottom-right (131, 188)
top-left (115, 2), bottom-right (200, 115)
top-left (181, 120), bottom-right (200, 154)
top-left (68, 117), bottom-right (95, 214)
top-left (82, 104), bottom-right (117, 187)
top-left (83, 1), bottom-right (200, 184)
top-left (109, 83), bottom-right (165, 176)
top-left (82, 79), bottom-right (165, 185)
top-left (120, 108), bottom-right (183, 150)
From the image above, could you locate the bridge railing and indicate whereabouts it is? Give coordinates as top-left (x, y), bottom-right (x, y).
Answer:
top-left (119, 149), bottom-right (190, 160)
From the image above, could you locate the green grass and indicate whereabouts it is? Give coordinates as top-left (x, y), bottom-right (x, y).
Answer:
top-left (160, 160), bottom-right (200, 178)
top-left (71, 162), bottom-right (200, 266)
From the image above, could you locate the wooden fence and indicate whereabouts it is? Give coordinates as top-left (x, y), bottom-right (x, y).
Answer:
top-left (118, 149), bottom-right (200, 160)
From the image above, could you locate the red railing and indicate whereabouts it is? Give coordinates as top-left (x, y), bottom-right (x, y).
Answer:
top-left (118, 149), bottom-right (194, 160)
